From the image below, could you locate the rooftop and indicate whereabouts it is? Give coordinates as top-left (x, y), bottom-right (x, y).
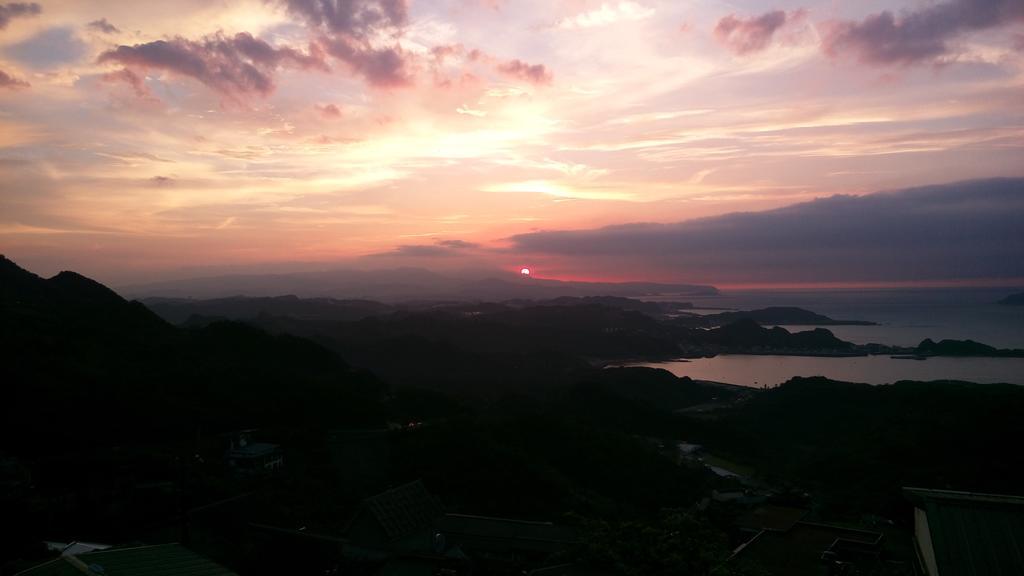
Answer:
top-left (16, 543), bottom-right (237, 576)
top-left (358, 480), bottom-right (445, 541)
top-left (736, 505), bottom-right (808, 532)
top-left (437, 513), bottom-right (580, 554)
top-left (227, 442), bottom-right (280, 458)
top-left (904, 487), bottom-right (1024, 576)
top-left (731, 521), bottom-right (883, 576)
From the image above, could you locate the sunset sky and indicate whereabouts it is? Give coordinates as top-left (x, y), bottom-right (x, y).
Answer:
top-left (1, 0), bottom-right (1023, 286)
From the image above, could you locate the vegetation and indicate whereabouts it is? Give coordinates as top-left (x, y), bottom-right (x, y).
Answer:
top-left (3, 256), bottom-right (1022, 575)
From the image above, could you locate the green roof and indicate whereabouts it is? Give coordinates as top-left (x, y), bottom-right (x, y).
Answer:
top-left (358, 480), bottom-right (445, 541)
top-left (17, 543), bottom-right (237, 576)
top-left (437, 514), bottom-right (579, 553)
top-left (905, 487), bottom-right (1024, 576)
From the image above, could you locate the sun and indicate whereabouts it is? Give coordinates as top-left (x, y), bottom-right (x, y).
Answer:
top-left (520, 267), bottom-right (531, 276)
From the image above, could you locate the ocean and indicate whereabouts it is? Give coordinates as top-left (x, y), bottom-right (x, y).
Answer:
top-left (636, 286), bottom-right (1024, 387)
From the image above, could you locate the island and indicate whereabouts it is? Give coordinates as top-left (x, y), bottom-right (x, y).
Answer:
top-left (671, 306), bottom-right (877, 328)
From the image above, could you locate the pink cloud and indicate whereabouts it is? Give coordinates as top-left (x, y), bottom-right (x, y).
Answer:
top-left (1014, 33), bottom-right (1024, 52)
top-left (714, 10), bottom-right (800, 55)
top-left (87, 18), bottom-right (119, 34)
top-left (317, 103), bottom-right (342, 118)
top-left (279, 1), bottom-right (414, 88)
top-left (102, 68), bottom-right (150, 97)
top-left (495, 58), bottom-right (552, 85)
top-left (318, 35), bottom-right (412, 88)
top-left (821, 0), bottom-right (1024, 66)
top-left (0, 2), bottom-right (40, 30)
top-left (0, 68), bottom-right (30, 89)
top-left (429, 44), bottom-right (552, 86)
top-left (279, 0), bottom-right (408, 38)
top-left (97, 33), bottom-right (327, 99)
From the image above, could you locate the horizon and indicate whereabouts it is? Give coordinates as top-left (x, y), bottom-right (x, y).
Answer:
top-left (1, 1), bottom-right (1023, 286)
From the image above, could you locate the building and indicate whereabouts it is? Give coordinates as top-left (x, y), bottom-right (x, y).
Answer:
top-left (436, 513), bottom-right (580, 567)
top-left (42, 541), bottom-right (111, 557)
top-left (904, 487), bottom-right (1024, 576)
top-left (730, 505), bottom-right (885, 575)
top-left (344, 479), bottom-right (447, 555)
top-left (341, 480), bottom-right (580, 575)
top-left (225, 430), bottom-right (283, 475)
top-left (246, 480), bottom-right (580, 575)
top-left (15, 543), bottom-right (236, 576)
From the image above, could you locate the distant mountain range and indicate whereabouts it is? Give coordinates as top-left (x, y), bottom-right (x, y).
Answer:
top-left (998, 292), bottom-right (1024, 305)
top-left (120, 267), bottom-right (719, 301)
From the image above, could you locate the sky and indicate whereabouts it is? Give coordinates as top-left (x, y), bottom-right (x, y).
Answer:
top-left (1, 0), bottom-right (1022, 287)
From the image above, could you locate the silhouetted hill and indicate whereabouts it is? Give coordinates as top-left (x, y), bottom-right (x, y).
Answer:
top-left (0, 257), bottom-right (387, 455)
top-left (916, 338), bottom-right (1024, 357)
top-left (694, 376), bottom-right (1024, 516)
top-left (998, 291), bottom-right (1024, 305)
top-left (142, 295), bottom-right (395, 325)
top-left (676, 319), bottom-right (856, 355)
top-left (698, 306), bottom-right (875, 326)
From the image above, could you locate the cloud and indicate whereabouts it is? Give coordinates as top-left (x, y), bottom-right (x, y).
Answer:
top-left (435, 45), bottom-right (552, 86)
top-left (279, 0), bottom-right (408, 37)
top-left (509, 178), bottom-right (1024, 284)
top-left (494, 58), bottom-right (552, 85)
top-left (0, 68), bottom-right (29, 89)
top-left (318, 35), bottom-right (411, 87)
top-left (436, 239), bottom-right (479, 249)
top-left (279, 0), bottom-right (413, 87)
top-left (375, 238), bottom-right (481, 258)
top-left (317, 103), bottom-right (342, 118)
top-left (102, 68), bottom-right (150, 97)
top-left (714, 10), bottom-right (801, 55)
top-left (821, 0), bottom-right (1024, 65)
top-left (6, 27), bottom-right (88, 69)
top-left (557, 2), bottom-right (655, 30)
top-left (0, 2), bottom-right (40, 30)
top-left (98, 32), bottom-right (327, 99)
top-left (87, 18), bottom-right (119, 34)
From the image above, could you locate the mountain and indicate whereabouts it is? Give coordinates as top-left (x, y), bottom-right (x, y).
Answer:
top-left (675, 306), bottom-right (876, 328)
top-left (998, 292), bottom-right (1024, 305)
top-left (120, 267), bottom-right (718, 301)
top-left (915, 338), bottom-right (1024, 358)
top-left (0, 255), bottom-right (387, 454)
top-left (681, 319), bottom-right (856, 354)
top-left (142, 295), bottom-right (396, 325)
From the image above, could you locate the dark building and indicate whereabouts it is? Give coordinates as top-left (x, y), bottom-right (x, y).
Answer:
top-left (730, 505), bottom-right (886, 575)
top-left (15, 543), bottom-right (236, 576)
top-left (904, 487), bottom-right (1024, 576)
top-left (225, 431), bottom-right (283, 475)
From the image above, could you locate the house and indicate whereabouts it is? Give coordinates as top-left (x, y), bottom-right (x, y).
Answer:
top-left (225, 430), bottom-right (283, 474)
top-left (345, 480), bottom-right (447, 554)
top-left (729, 505), bottom-right (885, 575)
top-left (15, 543), bottom-right (236, 576)
top-left (904, 487), bottom-right (1024, 576)
top-left (341, 480), bottom-right (580, 575)
top-left (436, 513), bottom-right (580, 566)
